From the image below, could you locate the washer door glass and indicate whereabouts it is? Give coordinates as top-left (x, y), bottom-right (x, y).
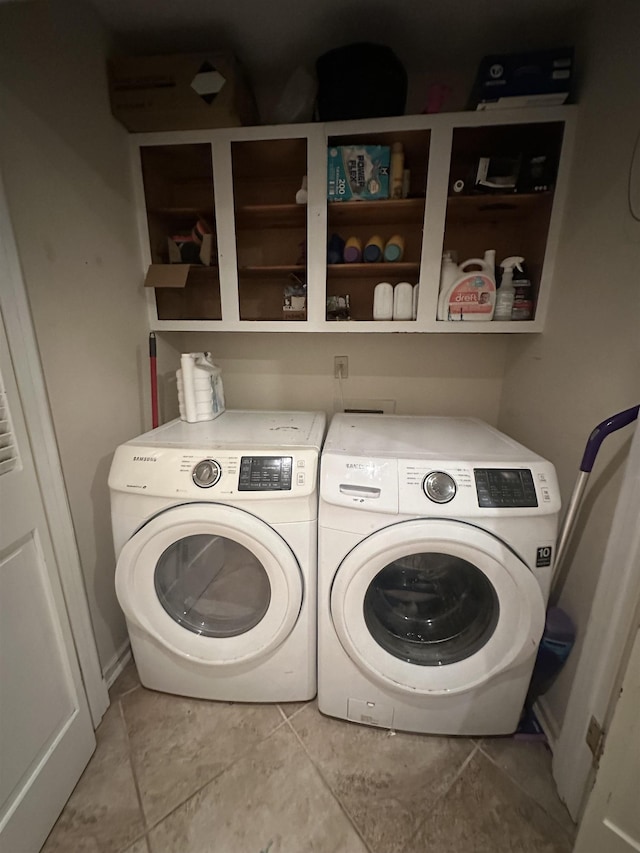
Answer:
top-left (363, 552), bottom-right (499, 666)
top-left (154, 534), bottom-right (271, 638)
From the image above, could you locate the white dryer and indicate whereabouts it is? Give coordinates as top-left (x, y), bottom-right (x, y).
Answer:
top-left (318, 414), bottom-right (560, 735)
top-left (109, 410), bottom-right (326, 702)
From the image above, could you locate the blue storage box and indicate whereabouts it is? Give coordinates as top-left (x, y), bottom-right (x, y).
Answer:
top-left (468, 48), bottom-right (574, 110)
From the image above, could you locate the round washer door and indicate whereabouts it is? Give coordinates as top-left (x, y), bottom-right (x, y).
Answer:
top-left (115, 503), bottom-right (303, 665)
top-left (330, 518), bottom-right (546, 696)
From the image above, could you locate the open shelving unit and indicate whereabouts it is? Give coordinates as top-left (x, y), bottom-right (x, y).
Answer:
top-left (131, 106), bottom-right (576, 332)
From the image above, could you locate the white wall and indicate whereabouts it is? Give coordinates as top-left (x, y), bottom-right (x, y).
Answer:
top-left (0, 0), bottom-right (149, 674)
top-left (497, 0), bottom-right (640, 735)
top-left (160, 332), bottom-right (509, 425)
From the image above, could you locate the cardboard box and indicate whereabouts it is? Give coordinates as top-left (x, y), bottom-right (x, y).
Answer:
top-left (328, 145), bottom-right (390, 201)
top-left (468, 48), bottom-right (574, 111)
top-left (108, 52), bottom-right (258, 132)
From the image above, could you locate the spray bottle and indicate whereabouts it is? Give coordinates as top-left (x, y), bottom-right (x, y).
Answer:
top-left (437, 249), bottom-right (496, 321)
top-left (494, 256), bottom-right (524, 321)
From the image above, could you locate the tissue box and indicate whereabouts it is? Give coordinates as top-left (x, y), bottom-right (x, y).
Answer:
top-left (468, 48), bottom-right (574, 110)
top-left (328, 145), bottom-right (390, 201)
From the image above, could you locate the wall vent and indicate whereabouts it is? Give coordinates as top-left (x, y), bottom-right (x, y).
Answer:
top-left (0, 372), bottom-right (19, 477)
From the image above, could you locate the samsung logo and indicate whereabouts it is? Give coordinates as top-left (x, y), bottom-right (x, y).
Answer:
top-left (133, 456), bottom-right (157, 463)
top-left (346, 463), bottom-right (366, 469)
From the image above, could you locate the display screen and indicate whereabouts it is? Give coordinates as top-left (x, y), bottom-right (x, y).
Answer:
top-left (474, 468), bottom-right (538, 508)
top-left (238, 456), bottom-right (293, 491)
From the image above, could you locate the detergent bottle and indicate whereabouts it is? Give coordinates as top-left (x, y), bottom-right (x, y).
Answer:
top-left (436, 249), bottom-right (496, 321)
top-left (177, 352), bottom-right (225, 423)
top-left (494, 256), bottom-right (524, 321)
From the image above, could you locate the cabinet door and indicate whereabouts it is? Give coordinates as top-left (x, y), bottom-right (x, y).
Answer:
top-left (325, 127), bottom-right (431, 324)
top-left (230, 136), bottom-right (310, 323)
top-left (138, 142), bottom-right (222, 321)
top-left (439, 120), bottom-right (566, 326)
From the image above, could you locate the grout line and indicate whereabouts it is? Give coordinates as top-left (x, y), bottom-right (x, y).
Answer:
top-left (282, 712), bottom-right (376, 853)
top-left (118, 697), bottom-right (150, 837)
top-left (476, 742), bottom-right (576, 842)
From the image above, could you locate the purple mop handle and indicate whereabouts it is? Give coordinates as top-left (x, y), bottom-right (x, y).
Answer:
top-left (580, 405), bottom-right (640, 473)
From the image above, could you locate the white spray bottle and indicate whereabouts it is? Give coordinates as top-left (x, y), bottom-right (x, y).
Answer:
top-left (494, 256), bottom-right (524, 321)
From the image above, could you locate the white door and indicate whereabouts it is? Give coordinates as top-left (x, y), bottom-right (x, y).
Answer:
top-left (330, 519), bottom-right (546, 695)
top-left (116, 503), bottom-right (303, 664)
top-left (573, 626), bottom-right (640, 852)
top-left (0, 300), bottom-right (95, 850)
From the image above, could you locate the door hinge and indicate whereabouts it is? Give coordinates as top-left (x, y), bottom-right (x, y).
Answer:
top-left (586, 715), bottom-right (606, 765)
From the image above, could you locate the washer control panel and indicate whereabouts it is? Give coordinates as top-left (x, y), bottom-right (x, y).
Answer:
top-left (109, 445), bottom-right (318, 499)
top-left (474, 468), bottom-right (538, 507)
top-left (238, 456), bottom-right (293, 491)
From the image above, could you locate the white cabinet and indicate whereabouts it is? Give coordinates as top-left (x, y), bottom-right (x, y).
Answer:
top-left (131, 106), bottom-right (576, 333)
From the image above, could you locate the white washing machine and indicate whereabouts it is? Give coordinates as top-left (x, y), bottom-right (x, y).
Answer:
top-left (109, 410), bottom-right (326, 702)
top-left (318, 414), bottom-right (560, 735)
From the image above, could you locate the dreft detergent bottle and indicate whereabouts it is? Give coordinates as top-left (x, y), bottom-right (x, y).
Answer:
top-left (437, 249), bottom-right (496, 321)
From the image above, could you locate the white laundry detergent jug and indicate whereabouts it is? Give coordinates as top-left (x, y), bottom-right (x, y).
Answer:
top-left (437, 250), bottom-right (496, 321)
top-left (176, 352), bottom-right (225, 423)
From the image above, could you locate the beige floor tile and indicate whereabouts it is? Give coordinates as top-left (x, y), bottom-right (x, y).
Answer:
top-left (411, 751), bottom-right (574, 853)
top-left (121, 688), bottom-right (284, 827)
top-left (480, 737), bottom-right (576, 838)
top-left (148, 726), bottom-right (369, 853)
top-left (289, 704), bottom-right (475, 853)
top-left (42, 705), bottom-right (145, 853)
top-left (109, 659), bottom-right (141, 703)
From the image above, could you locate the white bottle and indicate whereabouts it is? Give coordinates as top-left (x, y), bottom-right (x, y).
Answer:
top-left (373, 282), bottom-right (393, 320)
top-left (494, 256), bottom-right (524, 321)
top-left (436, 251), bottom-right (460, 320)
top-left (393, 282), bottom-right (413, 320)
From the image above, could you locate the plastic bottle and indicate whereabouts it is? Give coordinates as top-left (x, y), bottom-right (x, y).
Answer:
top-left (494, 256), bottom-right (524, 321)
top-left (390, 142), bottom-right (404, 199)
top-left (393, 282), bottom-right (413, 320)
top-left (437, 250), bottom-right (497, 322)
top-left (343, 236), bottom-right (362, 263)
top-left (373, 282), bottom-right (393, 320)
top-left (383, 235), bottom-right (405, 262)
top-left (295, 176), bottom-right (308, 204)
top-left (436, 251), bottom-right (460, 320)
top-left (363, 235), bottom-right (384, 262)
top-left (327, 233), bottom-right (345, 265)
top-left (511, 260), bottom-right (534, 321)
top-left (177, 352), bottom-right (225, 423)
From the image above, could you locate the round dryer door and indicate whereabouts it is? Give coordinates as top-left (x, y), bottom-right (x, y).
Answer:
top-left (330, 518), bottom-right (546, 696)
top-left (116, 503), bottom-right (303, 665)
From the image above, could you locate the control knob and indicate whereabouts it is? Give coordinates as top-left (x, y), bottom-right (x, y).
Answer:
top-left (422, 471), bottom-right (456, 503)
top-left (192, 459), bottom-right (222, 489)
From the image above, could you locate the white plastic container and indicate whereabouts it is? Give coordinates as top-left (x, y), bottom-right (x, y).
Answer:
top-left (412, 284), bottom-right (419, 320)
top-left (373, 282), bottom-right (393, 320)
top-left (436, 250), bottom-right (496, 321)
top-left (393, 282), bottom-right (413, 320)
top-left (176, 352), bottom-right (225, 423)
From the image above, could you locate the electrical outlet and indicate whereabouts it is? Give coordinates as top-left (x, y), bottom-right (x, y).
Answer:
top-left (334, 355), bottom-right (349, 379)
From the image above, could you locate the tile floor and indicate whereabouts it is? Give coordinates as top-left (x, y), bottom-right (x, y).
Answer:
top-left (42, 661), bottom-right (576, 853)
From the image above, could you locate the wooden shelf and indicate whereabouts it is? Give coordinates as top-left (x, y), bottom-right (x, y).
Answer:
top-left (327, 263), bottom-right (420, 278)
top-left (235, 204), bottom-right (306, 229)
top-left (327, 198), bottom-right (426, 225)
top-left (239, 265), bottom-right (306, 277)
top-left (446, 192), bottom-right (553, 221)
top-left (149, 207), bottom-right (213, 218)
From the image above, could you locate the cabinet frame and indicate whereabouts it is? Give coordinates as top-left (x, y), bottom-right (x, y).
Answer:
top-left (131, 106), bottom-right (576, 333)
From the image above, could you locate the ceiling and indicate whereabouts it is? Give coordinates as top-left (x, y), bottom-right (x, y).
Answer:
top-left (88, 0), bottom-right (586, 117)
